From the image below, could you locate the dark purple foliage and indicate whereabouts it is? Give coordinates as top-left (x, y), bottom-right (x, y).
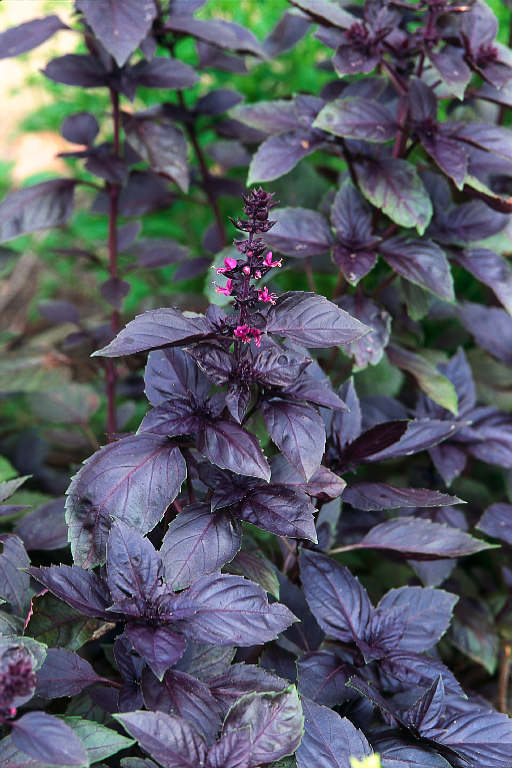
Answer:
top-left (1, 0), bottom-right (512, 765)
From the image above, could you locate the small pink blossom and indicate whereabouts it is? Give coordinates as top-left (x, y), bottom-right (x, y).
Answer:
top-left (216, 278), bottom-right (233, 296)
top-left (254, 270), bottom-right (262, 279)
top-left (257, 286), bottom-right (277, 305)
top-left (216, 256), bottom-right (237, 274)
top-left (263, 251), bottom-right (282, 268)
top-left (242, 265), bottom-right (251, 275)
top-left (234, 324), bottom-right (262, 346)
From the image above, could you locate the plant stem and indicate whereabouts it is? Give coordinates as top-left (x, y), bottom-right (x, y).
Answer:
top-left (106, 87), bottom-right (121, 441)
top-left (305, 256), bottom-right (315, 292)
top-left (498, 7), bottom-right (512, 125)
top-left (332, 272), bottom-right (346, 300)
top-left (177, 91), bottom-right (227, 247)
top-left (499, 643), bottom-right (511, 713)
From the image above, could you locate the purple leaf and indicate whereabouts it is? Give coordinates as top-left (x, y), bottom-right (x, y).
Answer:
top-left (140, 398), bottom-right (201, 439)
top-left (76, 0), bottom-right (157, 66)
top-left (314, 98), bottom-right (396, 141)
top-left (459, 302), bottom-right (512, 365)
top-left (129, 58), bottom-right (199, 89)
top-left (0, 535), bottom-right (31, 618)
top-left (266, 291), bottom-right (370, 348)
top-left (333, 242), bottom-right (377, 281)
top-left (206, 728), bottom-right (251, 768)
top-left (164, 16), bottom-right (265, 57)
top-left (219, 687), bottom-right (303, 767)
top-left (0, 179), bottom-right (76, 243)
top-left (248, 131), bottom-right (323, 184)
top-left (100, 277), bottom-right (131, 309)
top-left (94, 170), bottom-right (174, 216)
top-left (0, 15), bottom-right (66, 59)
top-left (173, 256), bottom-right (211, 281)
top-left (161, 504), bottom-right (241, 590)
top-left (378, 738), bottom-right (452, 767)
top-left (380, 237), bottom-right (454, 302)
top-left (118, 220), bottom-right (142, 251)
top-left (428, 699), bottom-right (512, 767)
top-left (342, 483), bottom-right (462, 512)
top-left (337, 421), bottom-right (408, 468)
top-left (288, 0), bottom-right (357, 29)
top-left (451, 596), bottom-right (499, 675)
top-left (14, 498), bottom-right (67, 551)
top-left (11, 712), bottom-right (88, 767)
top-left (270, 458), bottom-right (346, 500)
top-left (262, 399), bottom-right (325, 481)
top-left (226, 544), bottom-right (279, 598)
top-left (455, 123), bottom-right (512, 163)
top-left (207, 140), bottom-right (251, 171)
top-left (231, 100), bottom-right (303, 134)
top-left (364, 419), bottom-right (461, 462)
top-left (355, 156), bottom-right (432, 235)
top-left (38, 299), bottom-right (79, 325)
top-left (354, 517), bottom-right (494, 559)
top-left (43, 54), bottom-right (109, 87)
top-left (263, 207), bottom-right (334, 258)
top-left (333, 379), bottom-right (362, 449)
top-left (428, 46), bottom-right (472, 100)
top-left (145, 348), bottom-right (209, 406)
top-left (298, 650), bottom-right (351, 706)
top-left (61, 112), bottom-right (99, 146)
top-left (94, 308), bottom-right (209, 357)
top-left (125, 625), bottom-right (186, 680)
top-left (387, 345), bottom-right (458, 414)
top-left (477, 503), bottom-right (512, 545)
top-left (299, 549), bottom-right (372, 643)
top-left (337, 295), bottom-right (390, 367)
top-left (106, 519), bottom-right (161, 604)
top-left (237, 485), bottom-right (317, 541)
top-left (116, 710), bottom-right (207, 768)
top-left (142, 668), bottom-right (221, 744)
top-left (197, 42), bottom-right (248, 75)
top-left (175, 643), bottom-right (235, 683)
top-left (29, 564), bottom-right (112, 619)
top-left (209, 663), bottom-right (287, 715)
top-left (0, 476), bottom-right (28, 504)
top-left (199, 421), bottom-right (270, 482)
top-left (378, 586), bottom-right (458, 652)
top-left (36, 648), bottom-right (104, 698)
top-left (421, 131), bottom-right (468, 190)
top-left (124, 114), bottom-right (189, 193)
top-left (196, 88), bottom-right (243, 115)
top-left (66, 434), bottom-right (186, 566)
top-left (331, 180), bottom-right (374, 247)
top-left (252, 345), bottom-right (312, 388)
top-left (333, 42), bottom-right (380, 77)
top-left (296, 698), bottom-right (373, 768)
top-left (453, 249), bottom-right (512, 314)
top-left (263, 11), bottom-right (310, 57)
top-left (177, 573), bottom-right (296, 645)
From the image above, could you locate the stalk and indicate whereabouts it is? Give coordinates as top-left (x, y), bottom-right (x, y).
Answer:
top-left (106, 86), bottom-right (121, 440)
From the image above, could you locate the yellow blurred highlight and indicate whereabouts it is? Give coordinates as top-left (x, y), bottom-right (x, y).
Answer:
top-left (350, 756), bottom-right (382, 768)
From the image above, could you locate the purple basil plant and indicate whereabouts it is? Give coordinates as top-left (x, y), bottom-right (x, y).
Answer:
top-left (2, 0), bottom-right (512, 767)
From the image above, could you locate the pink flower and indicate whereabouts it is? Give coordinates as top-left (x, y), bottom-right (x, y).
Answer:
top-left (216, 256), bottom-right (237, 274)
top-left (254, 270), bottom-right (262, 279)
top-left (242, 265), bottom-right (251, 276)
top-left (216, 278), bottom-right (233, 296)
top-left (263, 251), bottom-right (282, 268)
top-left (234, 324), bottom-right (262, 346)
top-left (257, 286), bottom-right (277, 305)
